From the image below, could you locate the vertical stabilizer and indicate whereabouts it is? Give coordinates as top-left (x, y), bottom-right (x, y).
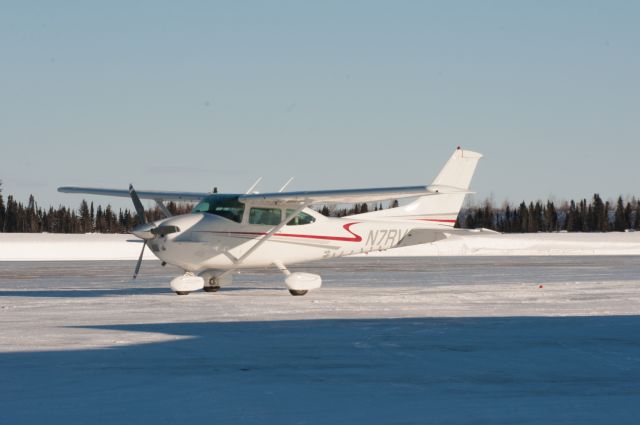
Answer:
top-left (432, 147), bottom-right (483, 190)
top-left (353, 147), bottom-right (482, 226)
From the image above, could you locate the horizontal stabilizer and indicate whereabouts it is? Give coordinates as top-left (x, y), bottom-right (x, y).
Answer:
top-left (395, 227), bottom-right (498, 249)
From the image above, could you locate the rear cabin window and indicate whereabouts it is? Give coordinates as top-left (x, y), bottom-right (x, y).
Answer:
top-left (249, 207), bottom-right (282, 225)
top-left (286, 210), bottom-right (316, 226)
top-left (192, 196), bottom-right (245, 223)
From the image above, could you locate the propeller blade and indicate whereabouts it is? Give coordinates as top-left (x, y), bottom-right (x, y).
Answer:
top-left (133, 241), bottom-right (147, 279)
top-left (129, 184), bottom-right (147, 224)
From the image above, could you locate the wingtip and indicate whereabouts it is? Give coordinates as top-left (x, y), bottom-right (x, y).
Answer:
top-left (454, 147), bottom-right (483, 159)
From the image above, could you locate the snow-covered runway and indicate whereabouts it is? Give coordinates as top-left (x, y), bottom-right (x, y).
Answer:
top-left (1, 257), bottom-right (639, 424)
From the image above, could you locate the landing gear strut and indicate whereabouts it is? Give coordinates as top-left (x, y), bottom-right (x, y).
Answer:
top-left (199, 272), bottom-right (232, 293)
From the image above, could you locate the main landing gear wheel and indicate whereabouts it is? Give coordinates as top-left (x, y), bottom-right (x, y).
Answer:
top-left (175, 291), bottom-right (190, 295)
top-left (203, 286), bottom-right (221, 293)
top-left (289, 289), bottom-right (308, 296)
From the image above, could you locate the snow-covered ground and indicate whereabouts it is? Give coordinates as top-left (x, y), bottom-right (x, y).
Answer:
top-left (1, 231), bottom-right (640, 261)
top-left (1, 257), bottom-right (639, 424)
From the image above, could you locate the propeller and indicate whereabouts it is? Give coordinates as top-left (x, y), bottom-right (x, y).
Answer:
top-left (129, 184), bottom-right (147, 280)
top-left (129, 184), bottom-right (181, 279)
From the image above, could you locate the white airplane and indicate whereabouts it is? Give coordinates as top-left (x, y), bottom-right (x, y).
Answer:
top-left (59, 147), bottom-right (483, 296)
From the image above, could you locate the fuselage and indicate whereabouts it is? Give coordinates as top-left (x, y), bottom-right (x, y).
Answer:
top-left (146, 206), bottom-right (439, 274)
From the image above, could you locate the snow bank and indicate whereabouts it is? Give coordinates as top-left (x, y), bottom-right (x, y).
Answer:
top-left (1, 231), bottom-right (639, 261)
top-left (0, 233), bottom-right (151, 261)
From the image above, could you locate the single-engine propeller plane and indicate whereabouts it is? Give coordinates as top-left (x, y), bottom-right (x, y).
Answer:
top-left (59, 148), bottom-right (483, 296)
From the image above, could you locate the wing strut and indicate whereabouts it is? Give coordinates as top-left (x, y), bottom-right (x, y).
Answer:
top-left (278, 177), bottom-right (294, 193)
top-left (154, 199), bottom-right (173, 218)
top-left (245, 177), bottom-right (263, 194)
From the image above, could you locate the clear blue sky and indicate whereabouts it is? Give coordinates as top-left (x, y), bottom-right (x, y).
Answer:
top-left (1, 1), bottom-right (638, 210)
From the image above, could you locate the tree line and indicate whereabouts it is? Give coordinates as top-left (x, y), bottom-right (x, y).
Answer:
top-left (459, 194), bottom-right (640, 233)
top-left (0, 181), bottom-right (638, 233)
top-left (318, 195), bottom-right (640, 233)
top-left (0, 183), bottom-right (192, 233)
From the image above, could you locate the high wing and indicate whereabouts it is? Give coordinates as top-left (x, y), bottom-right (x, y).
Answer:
top-left (238, 184), bottom-right (471, 205)
top-left (58, 184), bottom-right (471, 205)
top-left (58, 186), bottom-right (210, 202)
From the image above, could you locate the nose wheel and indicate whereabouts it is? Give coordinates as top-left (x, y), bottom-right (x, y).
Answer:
top-left (198, 272), bottom-right (232, 293)
top-left (288, 289), bottom-right (308, 296)
top-left (203, 285), bottom-right (221, 293)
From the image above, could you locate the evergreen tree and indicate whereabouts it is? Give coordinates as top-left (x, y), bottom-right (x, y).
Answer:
top-left (624, 201), bottom-right (634, 230)
top-left (95, 205), bottom-right (104, 233)
top-left (26, 194), bottom-right (38, 232)
top-left (527, 202), bottom-right (539, 232)
top-left (592, 194), bottom-right (607, 232)
top-left (464, 211), bottom-right (476, 229)
top-left (90, 202), bottom-right (95, 232)
top-left (5, 195), bottom-right (17, 232)
top-left (545, 201), bottom-right (558, 232)
top-left (105, 205), bottom-right (115, 232)
top-left (503, 205), bottom-right (512, 232)
top-left (580, 199), bottom-right (590, 232)
top-left (613, 196), bottom-right (627, 231)
top-left (518, 202), bottom-right (529, 233)
top-left (79, 200), bottom-right (91, 233)
top-left (0, 184), bottom-right (5, 233)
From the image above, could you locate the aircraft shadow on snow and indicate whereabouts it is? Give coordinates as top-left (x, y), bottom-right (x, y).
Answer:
top-left (1, 316), bottom-right (639, 425)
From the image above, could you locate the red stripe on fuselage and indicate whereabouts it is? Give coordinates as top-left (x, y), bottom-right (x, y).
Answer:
top-left (211, 222), bottom-right (363, 243)
top-left (415, 218), bottom-right (457, 223)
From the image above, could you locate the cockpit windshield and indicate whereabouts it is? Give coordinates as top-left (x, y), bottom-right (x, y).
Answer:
top-left (192, 195), bottom-right (245, 223)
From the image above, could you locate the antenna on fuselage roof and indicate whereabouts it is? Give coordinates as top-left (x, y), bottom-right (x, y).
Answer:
top-left (278, 177), bottom-right (294, 192)
top-left (245, 177), bottom-right (263, 194)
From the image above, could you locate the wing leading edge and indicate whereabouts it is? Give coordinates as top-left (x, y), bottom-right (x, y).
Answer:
top-left (57, 186), bottom-right (210, 202)
top-left (58, 184), bottom-right (470, 205)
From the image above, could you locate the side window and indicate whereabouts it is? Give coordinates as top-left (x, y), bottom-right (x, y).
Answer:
top-left (286, 210), bottom-right (316, 226)
top-left (212, 204), bottom-right (245, 223)
top-left (192, 201), bottom-right (210, 213)
top-left (249, 207), bottom-right (282, 225)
